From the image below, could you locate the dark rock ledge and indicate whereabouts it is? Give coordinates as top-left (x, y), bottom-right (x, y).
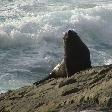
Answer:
top-left (0, 64), bottom-right (112, 112)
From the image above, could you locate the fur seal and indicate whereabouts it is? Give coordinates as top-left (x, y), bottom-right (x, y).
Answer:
top-left (34, 30), bottom-right (91, 85)
top-left (64, 30), bottom-right (91, 76)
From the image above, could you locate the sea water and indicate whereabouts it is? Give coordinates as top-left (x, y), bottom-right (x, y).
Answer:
top-left (0, 0), bottom-right (112, 93)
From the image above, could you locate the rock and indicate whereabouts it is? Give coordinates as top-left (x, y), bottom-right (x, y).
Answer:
top-left (59, 77), bottom-right (77, 88)
top-left (80, 110), bottom-right (103, 112)
top-left (0, 65), bottom-right (112, 112)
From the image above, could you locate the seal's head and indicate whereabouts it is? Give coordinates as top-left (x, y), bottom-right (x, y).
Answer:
top-left (68, 30), bottom-right (78, 37)
top-left (63, 30), bottom-right (80, 48)
top-left (63, 30), bottom-right (79, 43)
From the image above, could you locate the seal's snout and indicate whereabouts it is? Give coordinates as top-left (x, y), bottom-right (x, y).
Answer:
top-left (68, 30), bottom-right (73, 35)
top-left (68, 30), bottom-right (77, 37)
top-left (63, 30), bottom-right (78, 40)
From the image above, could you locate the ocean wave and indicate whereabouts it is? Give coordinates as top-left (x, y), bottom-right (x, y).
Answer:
top-left (0, 0), bottom-right (112, 93)
top-left (0, 29), bottom-right (37, 48)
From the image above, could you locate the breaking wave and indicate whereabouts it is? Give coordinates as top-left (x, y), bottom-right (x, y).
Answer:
top-left (0, 0), bottom-right (112, 92)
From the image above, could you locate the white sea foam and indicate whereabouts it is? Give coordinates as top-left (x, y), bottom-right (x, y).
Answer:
top-left (0, 0), bottom-right (112, 93)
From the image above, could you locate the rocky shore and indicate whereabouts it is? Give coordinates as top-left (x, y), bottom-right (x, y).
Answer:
top-left (0, 64), bottom-right (112, 112)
